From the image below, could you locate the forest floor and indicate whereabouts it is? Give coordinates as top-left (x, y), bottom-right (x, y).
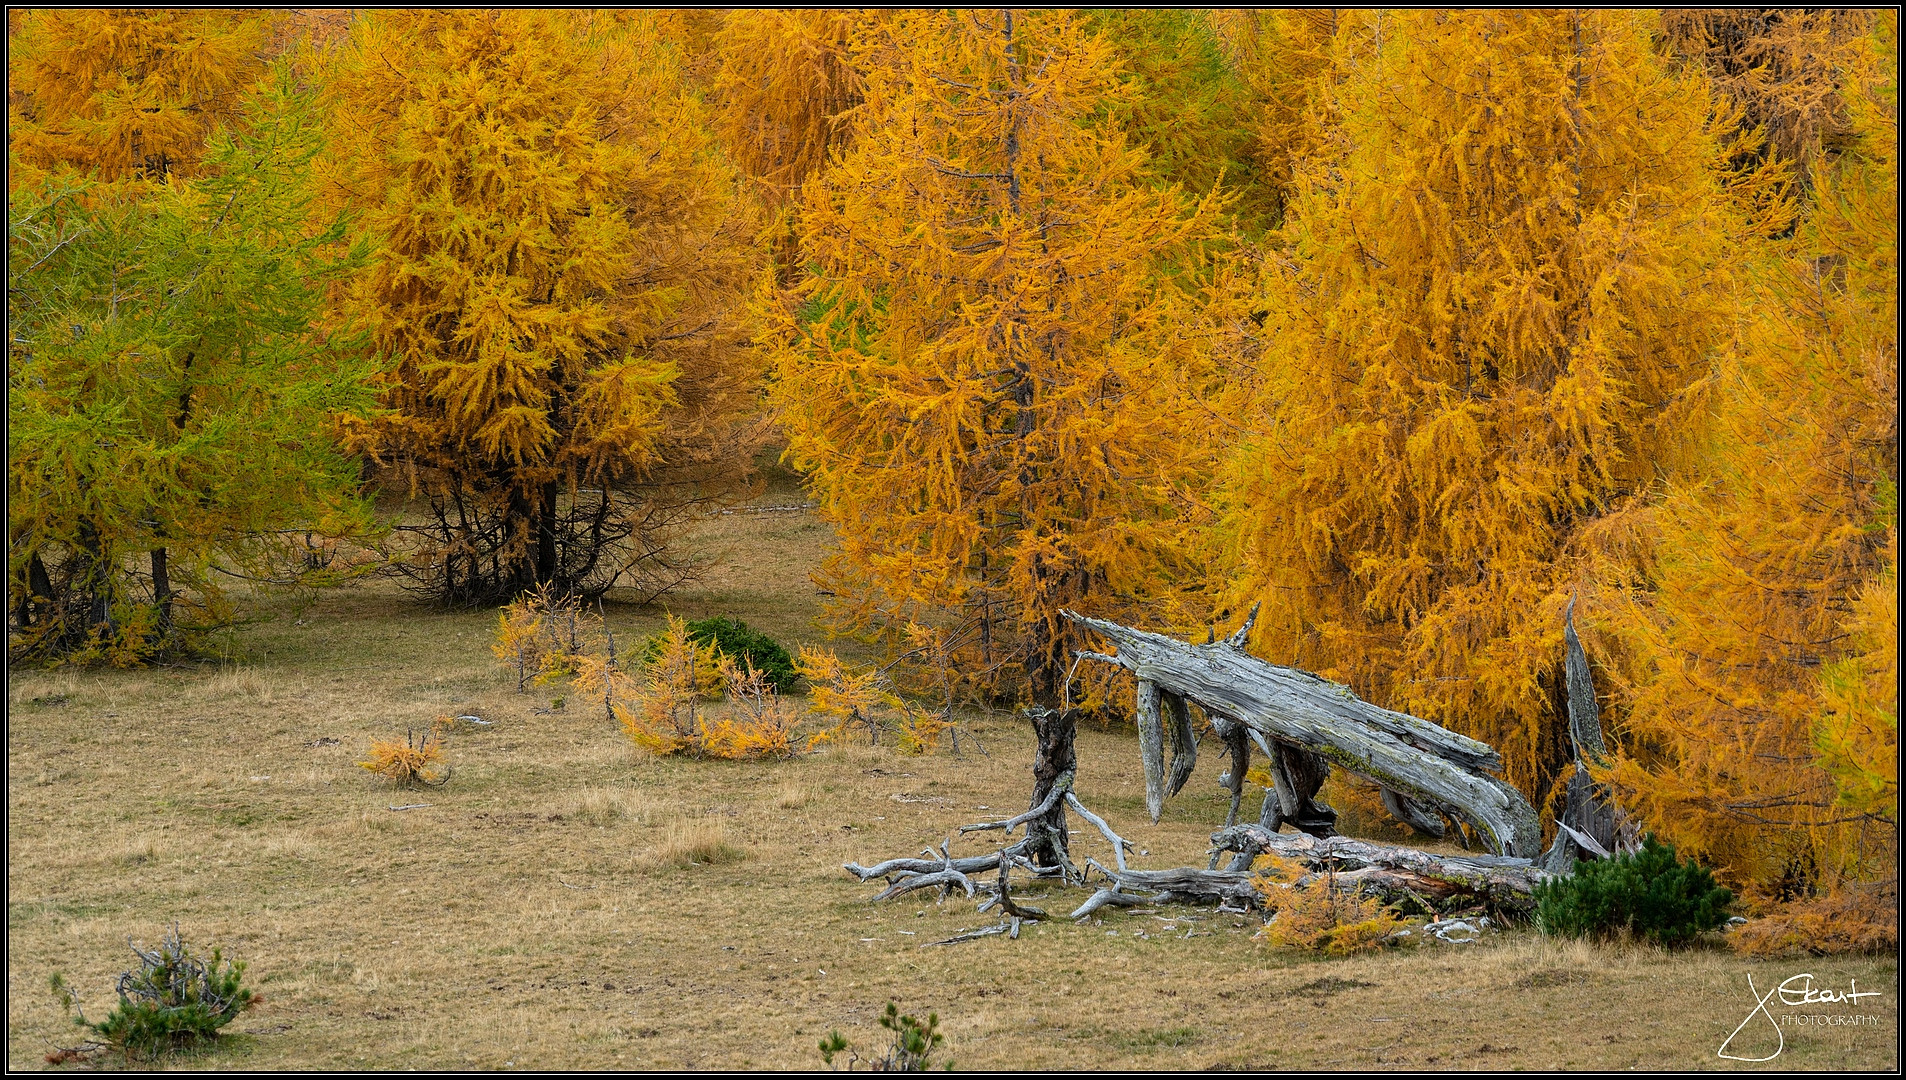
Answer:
top-left (7, 470), bottom-right (1899, 1071)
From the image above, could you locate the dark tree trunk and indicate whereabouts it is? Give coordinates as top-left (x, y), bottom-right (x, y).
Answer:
top-left (536, 480), bottom-right (559, 589)
top-left (506, 487), bottom-right (538, 596)
top-left (1266, 738), bottom-right (1339, 837)
top-left (75, 515), bottom-right (113, 637)
top-left (1022, 707), bottom-right (1077, 870)
top-left (16, 550), bottom-right (53, 629)
top-left (149, 546), bottom-right (173, 634)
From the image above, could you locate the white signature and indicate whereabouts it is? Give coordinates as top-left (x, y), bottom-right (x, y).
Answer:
top-left (1718, 973), bottom-right (1885, 1061)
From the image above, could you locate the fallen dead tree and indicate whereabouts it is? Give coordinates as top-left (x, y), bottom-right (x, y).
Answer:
top-left (1064, 604), bottom-right (1544, 858)
top-left (1064, 825), bottom-right (1548, 919)
top-left (1212, 825), bottom-right (1545, 916)
top-left (841, 605), bottom-right (1625, 934)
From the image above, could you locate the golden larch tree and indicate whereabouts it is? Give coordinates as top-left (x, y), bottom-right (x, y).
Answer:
top-left (1082, 9), bottom-right (1271, 233)
top-left (1205, 8), bottom-right (1347, 231)
top-left (7, 9), bottom-right (271, 191)
top-left (711, 9), bottom-right (867, 210)
top-left (1660, 10), bottom-right (1882, 183)
top-left (1216, 10), bottom-right (1748, 801)
top-left (1596, 13), bottom-right (1897, 893)
top-left (323, 10), bottom-right (764, 604)
top-left (767, 9), bottom-right (1233, 705)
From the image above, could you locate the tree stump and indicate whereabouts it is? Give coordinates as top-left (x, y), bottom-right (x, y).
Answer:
top-left (1022, 707), bottom-right (1077, 872)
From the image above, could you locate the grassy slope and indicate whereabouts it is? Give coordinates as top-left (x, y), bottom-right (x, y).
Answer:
top-left (7, 487), bottom-right (1898, 1070)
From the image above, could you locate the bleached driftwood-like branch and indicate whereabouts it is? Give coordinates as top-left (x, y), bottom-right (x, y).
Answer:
top-left (1064, 606), bottom-right (1544, 858)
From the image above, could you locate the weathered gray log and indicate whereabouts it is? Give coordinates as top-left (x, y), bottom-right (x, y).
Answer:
top-left (1065, 606), bottom-right (1543, 857)
top-left (1135, 680), bottom-right (1167, 823)
top-left (1382, 787), bottom-right (1447, 839)
top-left (845, 853), bottom-right (1003, 882)
top-left (1069, 886), bottom-right (1153, 919)
top-left (1163, 689), bottom-right (1197, 798)
top-left (871, 868), bottom-right (977, 902)
top-left (1086, 862), bottom-right (1261, 909)
top-left (1213, 824), bottom-right (1546, 913)
top-left (1538, 598), bottom-right (1620, 873)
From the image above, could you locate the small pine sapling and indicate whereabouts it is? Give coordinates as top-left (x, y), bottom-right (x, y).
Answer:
top-left (572, 623), bottom-right (641, 726)
top-left (1533, 834), bottom-right (1733, 948)
top-left (818, 1001), bottom-right (948, 1071)
top-left (684, 615), bottom-right (799, 693)
top-left (51, 925), bottom-right (259, 1060)
top-left (895, 622), bottom-right (982, 756)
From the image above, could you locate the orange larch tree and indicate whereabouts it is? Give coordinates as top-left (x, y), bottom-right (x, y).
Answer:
top-left (7, 9), bottom-right (271, 191)
top-left (1215, 10), bottom-right (1748, 803)
top-left (1597, 14), bottom-right (1897, 893)
top-left (322, 11), bottom-right (764, 604)
top-left (767, 9), bottom-right (1235, 706)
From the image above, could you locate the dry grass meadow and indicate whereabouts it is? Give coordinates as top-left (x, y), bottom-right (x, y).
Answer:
top-left (7, 477), bottom-right (1898, 1071)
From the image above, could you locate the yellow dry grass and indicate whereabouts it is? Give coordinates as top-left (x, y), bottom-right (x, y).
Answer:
top-left (6, 483), bottom-right (1898, 1070)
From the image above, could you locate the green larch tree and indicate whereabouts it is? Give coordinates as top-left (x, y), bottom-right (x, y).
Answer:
top-left (8, 72), bottom-right (379, 662)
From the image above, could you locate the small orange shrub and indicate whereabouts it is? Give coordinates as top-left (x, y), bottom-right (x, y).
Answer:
top-left (796, 645), bottom-right (898, 748)
top-left (1255, 860), bottom-right (1406, 956)
top-left (617, 616), bottom-right (795, 759)
top-left (357, 723), bottom-right (451, 786)
top-left (1730, 883), bottom-right (1898, 957)
top-left (892, 704), bottom-right (949, 756)
top-left (492, 586), bottom-right (589, 691)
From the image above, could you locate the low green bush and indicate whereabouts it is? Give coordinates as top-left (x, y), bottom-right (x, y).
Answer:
top-left (642, 616), bottom-right (798, 693)
top-left (1534, 834), bottom-right (1733, 948)
top-left (53, 924), bottom-right (258, 1059)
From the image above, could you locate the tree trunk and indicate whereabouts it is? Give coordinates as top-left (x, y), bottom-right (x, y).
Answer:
top-left (74, 515), bottom-right (114, 638)
top-left (536, 480), bottom-right (559, 589)
top-left (1538, 598), bottom-right (1624, 872)
top-left (16, 550), bottom-right (53, 629)
top-left (1022, 707), bottom-right (1077, 871)
top-left (150, 546), bottom-right (173, 634)
top-left (1212, 823), bottom-right (1546, 916)
top-left (1064, 606), bottom-right (1544, 858)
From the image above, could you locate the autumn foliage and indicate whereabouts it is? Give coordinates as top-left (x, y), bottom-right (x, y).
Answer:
top-left (358, 723), bottom-right (452, 787)
top-left (768, 9), bottom-right (1233, 706)
top-left (7, 10), bottom-right (1895, 917)
top-left (616, 615), bottom-right (796, 760)
top-left (1217, 10), bottom-right (1763, 809)
top-left (1594, 19), bottom-right (1898, 895)
top-left (321, 11), bottom-right (764, 604)
top-left (7, 9), bottom-right (272, 190)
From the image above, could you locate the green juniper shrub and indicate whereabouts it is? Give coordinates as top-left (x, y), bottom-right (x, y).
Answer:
top-left (818, 1001), bottom-right (948, 1071)
top-left (1534, 834), bottom-right (1733, 948)
top-left (52, 924), bottom-right (258, 1059)
top-left (643, 616), bottom-right (798, 693)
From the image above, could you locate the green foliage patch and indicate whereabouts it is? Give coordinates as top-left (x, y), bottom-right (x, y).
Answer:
top-left (1534, 834), bottom-right (1734, 948)
top-left (644, 615), bottom-right (798, 693)
top-left (820, 1001), bottom-right (948, 1071)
